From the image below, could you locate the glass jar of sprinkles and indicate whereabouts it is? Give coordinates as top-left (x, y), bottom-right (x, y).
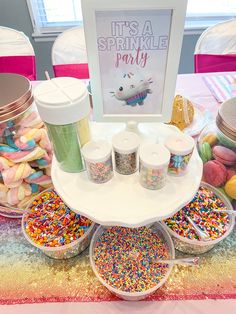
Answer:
top-left (112, 131), bottom-right (140, 175)
top-left (139, 143), bottom-right (170, 190)
top-left (165, 133), bottom-right (195, 176)
top-left (82, 140), bottom-right (113, 183)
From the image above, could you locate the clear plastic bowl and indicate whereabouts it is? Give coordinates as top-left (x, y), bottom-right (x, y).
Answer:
top-left (22, 189), bottom-right (96, 259)
top-left (162, 182), bottom-right (235, 254)
top-left (89, 222), bottom-right (175, 301)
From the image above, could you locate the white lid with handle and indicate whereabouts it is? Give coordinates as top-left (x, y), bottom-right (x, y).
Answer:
top-left (33, 77), bottom-right (90, 125)
top-left (82, 140), bottom-right (112, 163)
top-left (112, 131), bottom-right (140, 154)
top-left (165, 133), bottom-right (195, 156)
top-left (139, 143), bottom-right (170, 168)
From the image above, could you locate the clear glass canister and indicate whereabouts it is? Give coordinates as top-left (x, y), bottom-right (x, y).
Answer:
top-left (34, 77), bottom-right (91, 173)
top-left (82, 140), bottom-right (113, 183)
top-left (198, 98), bottom-right (236, 208)
top-left (112, 131), bottom-right (140, 175)
top-left (0, 73), bottom-right (52, 218)
top-left (139, 144), bottom-right (170, 190)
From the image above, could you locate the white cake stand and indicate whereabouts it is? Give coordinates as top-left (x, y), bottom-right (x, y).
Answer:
top-left (51, 122), bottom-right (203, 227)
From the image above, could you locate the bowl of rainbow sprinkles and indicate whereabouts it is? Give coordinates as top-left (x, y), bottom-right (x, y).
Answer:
top-left (163, 182), bottom-right (234, 254)
top-left (90, 222), bottom-right (175, 301)
top-left (22, 188), bottom-right (96, 259)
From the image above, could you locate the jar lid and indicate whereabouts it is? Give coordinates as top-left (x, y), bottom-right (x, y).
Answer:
top-left (216, 98), bottom-right (236, 141)
top-left (139, 143), bottom-right (170, 168)
top-left (164, 133), bottom-right (195, 155)
top-left (82, 140), bottom-right (112, 163)
top-left (112, 131), bottom-right (140, 154)
top-left (0, 73), bottom-right (32, 122)
top-left (33, 77), bottom-right (90, 125)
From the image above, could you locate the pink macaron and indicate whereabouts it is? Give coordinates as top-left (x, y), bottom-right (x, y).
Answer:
top-left (212, 146), bottom-right (236, 166)
top-left (203, 160), bottom-right (228, 187)
top-left (226, 167), bottom-right (236, 181)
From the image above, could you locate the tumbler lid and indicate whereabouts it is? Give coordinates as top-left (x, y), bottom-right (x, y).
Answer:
top-left (34, 77), bottom-right (90, 125)
top-left (165, 133), bottom-right (195, 156)
top-left (112, 131), bottom-right (140, 154)
top-left (82, 140), bottom-right (112, 163)
top-left (0, 73), bottom-right (32, 122)
top-left (139, 143), bottom-right (170, 168)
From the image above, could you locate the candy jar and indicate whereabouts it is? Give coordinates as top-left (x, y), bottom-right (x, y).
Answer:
top-left (165, 133), bottom-right (195, 176)
top-left (0, 73), bottom-right (52, 218)
top-left (139, 143), bottom-right (170, 190)
top-left (198, 98), bottom-right (236, 207)
top-left (34, 77), bottom-right (91, 173)
top-left (112, 131), bottom-right (140, 175)
top-left (82, 140), bottom-right (113, 183)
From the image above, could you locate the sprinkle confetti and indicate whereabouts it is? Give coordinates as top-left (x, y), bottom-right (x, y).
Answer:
top-left (24, 189), bottom-right (92, 247)
top-left (93, 226), bottom-right (170, 293)
top-left (164, 186), bottom-right (231, 241)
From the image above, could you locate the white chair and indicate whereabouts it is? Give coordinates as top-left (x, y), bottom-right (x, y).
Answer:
top-left (194, 19), bottom-right (236, 73)
top-left (0, 26), bottom-right (36, 80)
top-left (51, 26), bottom-right (89, 79)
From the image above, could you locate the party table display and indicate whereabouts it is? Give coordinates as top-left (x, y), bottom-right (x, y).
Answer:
top-left (163, 183), bottom-right (234, 254)
top-left (0, 74), bottom-right (52, 218)
top-left (22, 189), bottom-right (95, 259)
top-left (51, 122), bottom-right (202, 227)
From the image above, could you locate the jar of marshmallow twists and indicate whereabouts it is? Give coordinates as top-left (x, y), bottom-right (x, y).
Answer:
top-left (0, 74), bottom-right (52, 218)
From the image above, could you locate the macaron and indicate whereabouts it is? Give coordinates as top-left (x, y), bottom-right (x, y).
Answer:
top-left (199, 142), bottom-right (212, 163)
top-left (226, 167), bottom-right (236, 181)
top-left (213, 146), bottom-right (236, 166)
top-left (202, 133), bottom-right (218, 146)
top-left (203, 160), bottom-right (227, 187)
top-left (225, 175), bottom-right (236, 199)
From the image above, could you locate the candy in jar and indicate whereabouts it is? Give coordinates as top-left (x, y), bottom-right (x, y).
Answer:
top-left (198, 98), bottom-right (236, 203)
top-left (112, 131), bottom-right (140, 175)
top-left (0, 74), bottom-right (52, 217)
top-left (139, 143), bottom-right (170, 190)
top-left (82, 140), bottom-right (113, 183)
top-left (165, 133), bottom-right (195, 176)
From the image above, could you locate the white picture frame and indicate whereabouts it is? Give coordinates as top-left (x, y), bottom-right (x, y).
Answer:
top-left (81, 0), bottom-right (187, 122)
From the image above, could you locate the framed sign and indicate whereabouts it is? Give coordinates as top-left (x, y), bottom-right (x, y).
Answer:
top-left (81, 0), bottom-right (187, 122)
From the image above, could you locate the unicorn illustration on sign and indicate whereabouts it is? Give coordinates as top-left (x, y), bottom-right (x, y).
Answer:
top-left (110, 73), bottom-right (153, 106)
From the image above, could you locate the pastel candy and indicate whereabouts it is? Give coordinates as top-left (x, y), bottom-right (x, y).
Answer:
top-left (7, 183), bottom-right (32, 206)
top-left (25, 171), bottom-right (52, 187)
top-left (199, 142), bottom-right (212, 163)
top-left (0, 157), bottom-right (14, 171)
top-left (202, 133), bottom-right (218, 146)
top-left (203, 160), bottom-right (227, 187)
top-left (0, 183), bottom-right (8, 202)
top-left (212, 146), bottom-right (236, 166)
top-left (226, 167), bottom-right (236, 181)
top-left (2, 146), bottom-right (46, 163)
top-left (2, 162), bottom-right (34, 186)
top-left (225, 175), bottom-right (236, 199)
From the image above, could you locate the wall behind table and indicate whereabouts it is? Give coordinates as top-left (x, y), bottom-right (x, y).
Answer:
top-left (0, 0), bottom-right (200, 79)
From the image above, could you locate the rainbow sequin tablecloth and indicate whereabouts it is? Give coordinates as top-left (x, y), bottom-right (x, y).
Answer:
top-left (0, 216), bottom-right (236, 305)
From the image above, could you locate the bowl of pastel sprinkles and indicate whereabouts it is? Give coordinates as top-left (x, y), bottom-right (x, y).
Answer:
top-left (90, 222), bottom-right (175, 300)
top-left (163, 182), bottom-right (234, 254)
top-left (22, 188), bottom-right (96, 259)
